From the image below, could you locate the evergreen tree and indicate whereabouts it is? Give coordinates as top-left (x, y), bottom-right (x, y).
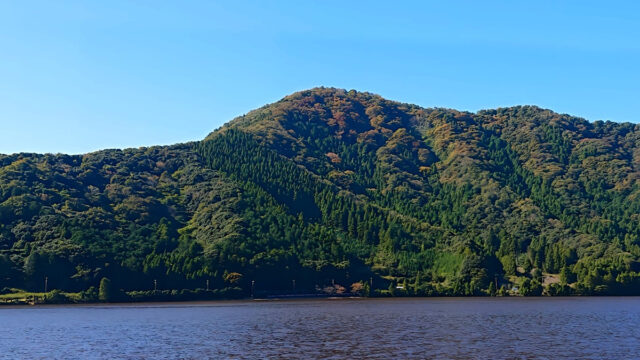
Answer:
top-left (99, 277), bottom-right (114, 302)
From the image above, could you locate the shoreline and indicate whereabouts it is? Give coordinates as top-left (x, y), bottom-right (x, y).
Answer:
top-left (2, 295), bottom-right (639, 309)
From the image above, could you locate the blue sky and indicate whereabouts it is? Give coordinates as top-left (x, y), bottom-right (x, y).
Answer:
top-left (1, 1), bottom-right (639, 154)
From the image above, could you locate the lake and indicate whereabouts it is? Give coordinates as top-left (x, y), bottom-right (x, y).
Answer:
top-left (1, 297), bottom-right (639, 359)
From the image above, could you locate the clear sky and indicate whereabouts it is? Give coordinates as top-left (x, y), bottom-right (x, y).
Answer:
top-left (1, 1), bottom-right (639, 154)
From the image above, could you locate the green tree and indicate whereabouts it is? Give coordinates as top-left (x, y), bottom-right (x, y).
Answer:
top-left (519, 278), bottom-right (543, 296)
top-left (44, 289), bottom-right (69, 304)
top-left (560, 266), bottom-right (576, 284)
top-left (99, 277), bottom-right (114, 302)
top-left (488, 281), bottom-right (496, 296)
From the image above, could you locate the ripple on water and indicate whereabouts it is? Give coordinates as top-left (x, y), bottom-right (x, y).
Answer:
top-left (1, 297), bottom-right (640, 359)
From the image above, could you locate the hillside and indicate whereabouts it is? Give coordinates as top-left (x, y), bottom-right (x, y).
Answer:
top-left (2, 87), bottom-right (640, 300)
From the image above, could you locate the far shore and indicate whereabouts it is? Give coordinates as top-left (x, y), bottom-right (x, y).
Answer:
top-left (3, 294), bottom-right (638, 309)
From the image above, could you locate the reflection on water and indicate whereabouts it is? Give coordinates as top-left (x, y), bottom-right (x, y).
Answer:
top-left (2, 297), bottom-right (640, 359)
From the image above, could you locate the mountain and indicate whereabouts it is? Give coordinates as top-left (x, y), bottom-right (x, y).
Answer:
top-left (2, 87), bottom-right (640, 300)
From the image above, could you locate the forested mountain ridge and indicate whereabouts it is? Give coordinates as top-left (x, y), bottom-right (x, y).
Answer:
top-left (2, 87), bottom-right (640, 300)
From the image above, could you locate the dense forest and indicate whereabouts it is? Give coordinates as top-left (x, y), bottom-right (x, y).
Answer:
top-left (2, 87), bottom-right (640, 302)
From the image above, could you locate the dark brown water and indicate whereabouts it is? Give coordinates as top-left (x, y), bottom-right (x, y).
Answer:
top-left (2, 297), bottom-right (639, 359)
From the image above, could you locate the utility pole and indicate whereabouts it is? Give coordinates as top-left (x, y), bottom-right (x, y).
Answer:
top-left (44, 276), bottom-right (48, 293)
top-left (154, 279), bottom-right (157, 291)
top-left (206, 279), bottom-right (210, 291)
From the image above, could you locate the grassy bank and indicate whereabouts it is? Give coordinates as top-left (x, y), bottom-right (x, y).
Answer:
top-left (0, 287), bottom-right (244, 305)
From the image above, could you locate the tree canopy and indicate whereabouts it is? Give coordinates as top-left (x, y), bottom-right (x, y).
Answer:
top-left (2, 87), bottom-right (640, 298)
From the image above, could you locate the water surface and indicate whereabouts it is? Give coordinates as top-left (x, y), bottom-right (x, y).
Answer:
top-left (2, 297), bottom-right (639, 359)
